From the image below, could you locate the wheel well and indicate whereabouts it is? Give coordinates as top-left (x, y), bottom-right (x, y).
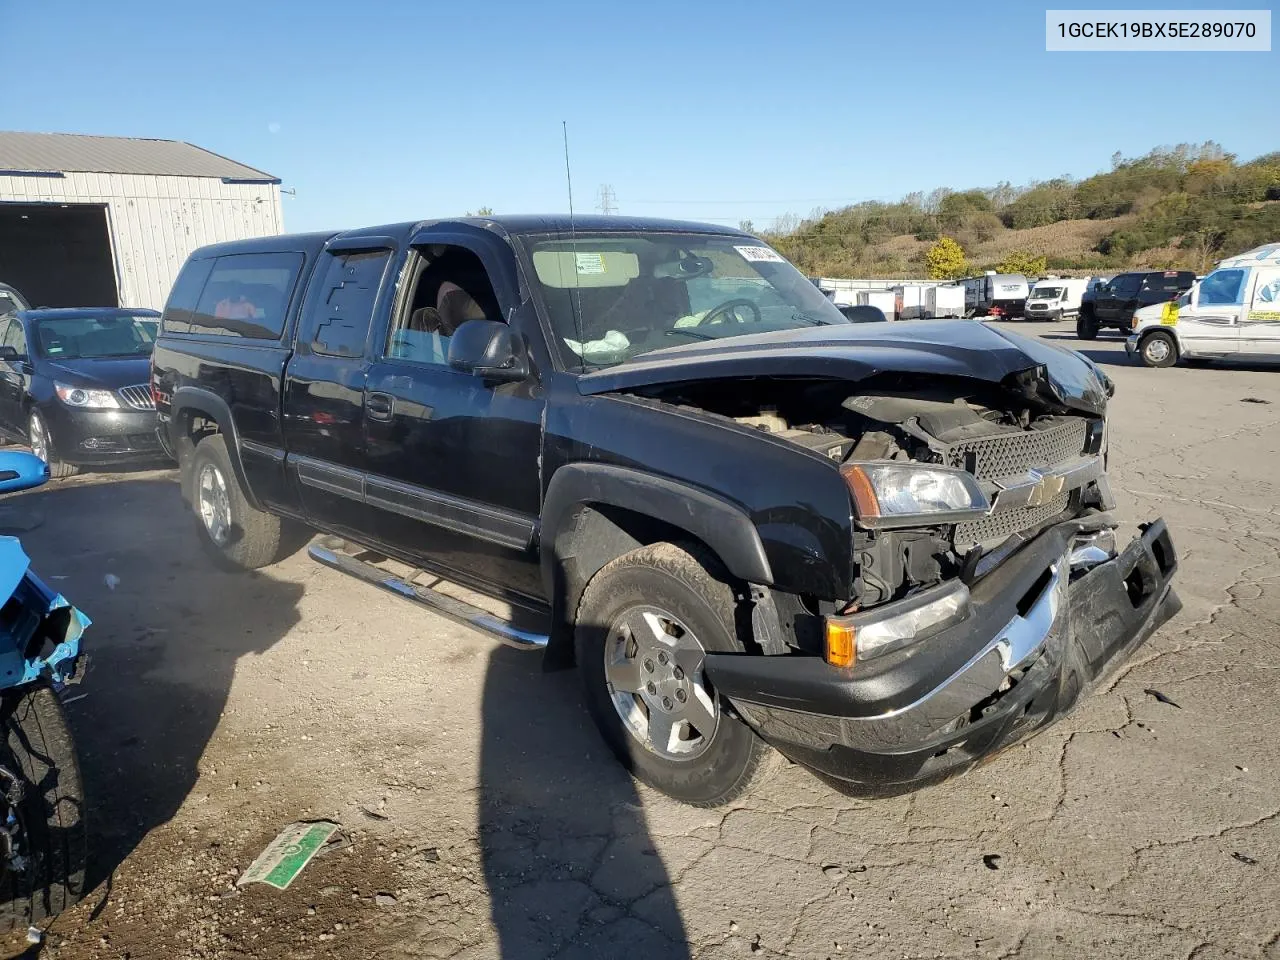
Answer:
top-left (174, 408), bottom-right (223, 502)
top-left (546, 502), bottom-right (748, 667)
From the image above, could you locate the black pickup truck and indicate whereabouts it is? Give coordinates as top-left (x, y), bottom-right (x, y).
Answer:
top-left (151, 216), bottom-right (1179, 806)
top-left (1077, 270), bottom-right (1196, 339)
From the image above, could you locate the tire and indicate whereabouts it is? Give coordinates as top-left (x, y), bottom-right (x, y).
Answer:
top-left (574, 542), bottom-right (776, 807)
top-left (27, 411), bottom-right (79, 479)
top-left (188, 434), bottom-right (296, 570)
top-left (1138, 330), bottom-right (1178, 368)
top-left (0, 686), bottom-right (86, 933)
top-left (1076, 310), bottom-right (1099, 340)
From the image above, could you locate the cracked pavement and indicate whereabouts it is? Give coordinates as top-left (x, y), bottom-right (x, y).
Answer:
top-left (5, 320), bottom-right (1279, 959)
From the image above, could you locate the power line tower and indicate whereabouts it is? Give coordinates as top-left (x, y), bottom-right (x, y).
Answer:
top-left (597, 184), bottom-right (617, 216)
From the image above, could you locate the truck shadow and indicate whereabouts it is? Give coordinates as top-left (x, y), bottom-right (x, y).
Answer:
top-left (478, 642), bottom-right (691, 959)
top-left (2, 474), bottom-right (303, 892)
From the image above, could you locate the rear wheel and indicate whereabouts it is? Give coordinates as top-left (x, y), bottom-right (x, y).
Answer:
top-left (574, 542), bottom-right (775, 807)
top-left (1138, 330), bottom-right (1178, 368)
top-left (27, 411), bottom-right (79, 479)
top-left (189, 434), bottom-right (299, 570)
top-left (0, 686), bottom-right (86, 933)
top-left (1076, 310), bottom-right (1099, 340)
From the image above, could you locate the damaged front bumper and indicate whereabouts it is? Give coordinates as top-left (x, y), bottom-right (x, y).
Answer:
top-left (704, 517), bottom-right (1179, 795)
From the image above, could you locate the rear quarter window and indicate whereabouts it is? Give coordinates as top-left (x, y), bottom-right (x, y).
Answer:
top-left (186, 253), bottom-right (304, 340)
top-left (161, 258), bottom-right (215, 334)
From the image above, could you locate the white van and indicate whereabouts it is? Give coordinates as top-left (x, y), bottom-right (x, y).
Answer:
top-left (1126, 243), bottom-right (1280, 367)
top-left (1025, 277), bottom-right (1090, 322)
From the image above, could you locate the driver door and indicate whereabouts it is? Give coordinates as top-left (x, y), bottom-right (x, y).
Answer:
top-left (1178, 268), bottom-right (1245, 356)
top-left (361, 230), bottom-right (546, 602)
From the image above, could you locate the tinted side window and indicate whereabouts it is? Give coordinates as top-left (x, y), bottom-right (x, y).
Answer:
top-left (304, 249), bottom-right (392, 359)
top-left (190, 253), bottom-right (304, 340)
top-left (1112, 275), bottom-right (1141, 296)
top-left (0, 294), bottom-right (18, 316)
top-left (162, 258), bottom-right (215, 335)
top-left (1143, 272), bottom-right (1194, 294)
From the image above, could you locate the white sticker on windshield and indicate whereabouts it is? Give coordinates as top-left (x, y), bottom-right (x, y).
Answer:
top-left (575, 253), bottom-right (606, 275)
top-left (734, 245), bottom-right (785, 264)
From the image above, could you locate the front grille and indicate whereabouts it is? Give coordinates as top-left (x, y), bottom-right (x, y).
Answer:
top-left (945, 418), bottom-right (1087, 482)
top-left (118, 384), bottom-right (155, 411)
top-left (955, 492), bottom-right (1070, 545)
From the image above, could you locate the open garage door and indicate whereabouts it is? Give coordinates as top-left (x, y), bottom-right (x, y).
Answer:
top-left (0, 203), bottom-right (119, 308)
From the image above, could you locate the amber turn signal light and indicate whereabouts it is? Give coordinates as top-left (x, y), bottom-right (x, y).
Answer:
top-left (839, 464), bottom-right (880, 520)
top-left (824, 620), bottom-right (856, 668)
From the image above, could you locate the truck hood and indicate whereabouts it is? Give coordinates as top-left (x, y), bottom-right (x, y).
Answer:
top-left (577, 321), bottom-right (1110, 415)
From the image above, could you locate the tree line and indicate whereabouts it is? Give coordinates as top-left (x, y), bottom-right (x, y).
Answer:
top-left (760, 143), bottom-right (1280, 279)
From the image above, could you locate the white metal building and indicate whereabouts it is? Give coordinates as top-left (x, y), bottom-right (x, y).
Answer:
top-left (0, 131), bottom-right (283, 310)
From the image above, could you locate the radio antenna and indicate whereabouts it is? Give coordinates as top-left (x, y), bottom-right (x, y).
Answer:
top-left (562, 120), bottom-right (585, 360)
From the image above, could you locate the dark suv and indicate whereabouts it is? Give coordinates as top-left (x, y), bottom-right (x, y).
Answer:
top-left (151, 216), bottom-right (1178, 806)
top-left (1077, 270), bottom-right (1195, 339)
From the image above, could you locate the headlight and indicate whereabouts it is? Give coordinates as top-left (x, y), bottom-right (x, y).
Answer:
top-left (841, 462), bottom-right (990, 529)
top-left (55, 383), bottom-right (120, 409)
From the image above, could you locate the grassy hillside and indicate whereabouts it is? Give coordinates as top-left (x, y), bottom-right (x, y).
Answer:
top-left (765, 143), bottom-right (1280, 278)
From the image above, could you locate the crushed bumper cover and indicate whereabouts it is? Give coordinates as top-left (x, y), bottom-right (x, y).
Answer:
top-left (704, 518), bottom-right (1179, 796)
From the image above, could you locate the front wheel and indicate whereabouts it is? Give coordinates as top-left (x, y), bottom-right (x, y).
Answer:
top-left (27, 411), bottom-right (79, 479)
top-left (1138, 330), bottom-right (1178, 368)
top-left (0, 686), bottom-right (87, 932)
top-left (1076, 311), bottom-right (1099, 340)
top-left (574, 542), bottom-right (775, 807)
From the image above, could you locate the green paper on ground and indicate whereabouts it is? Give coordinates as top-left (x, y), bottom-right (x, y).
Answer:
top-left (237, 821), bottom-right (339, 890)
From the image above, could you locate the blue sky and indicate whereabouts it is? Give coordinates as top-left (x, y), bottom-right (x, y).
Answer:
top-left (4, 0), bottom-right (1276, 232)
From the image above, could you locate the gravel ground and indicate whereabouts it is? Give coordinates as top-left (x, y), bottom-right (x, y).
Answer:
top-left (1, 319), bottom-right (1278, 960)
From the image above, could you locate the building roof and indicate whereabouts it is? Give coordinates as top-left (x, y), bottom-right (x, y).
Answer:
top-left (0, 131), bottom-right (278, 182)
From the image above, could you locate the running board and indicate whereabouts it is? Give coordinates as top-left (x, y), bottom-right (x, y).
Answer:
top-left (307, 544), bottom-right (549, 651)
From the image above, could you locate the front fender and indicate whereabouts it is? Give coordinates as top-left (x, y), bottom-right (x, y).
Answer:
top-left (540, 462), bottom-right (774, 595)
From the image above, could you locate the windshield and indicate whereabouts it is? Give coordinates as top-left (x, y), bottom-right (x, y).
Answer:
top-left (1029, 287), bottom-right (1063, 300)
top-left (34, 314), bottom-right (159, 359)
top-left (523, 232), bottom-right (849, 368)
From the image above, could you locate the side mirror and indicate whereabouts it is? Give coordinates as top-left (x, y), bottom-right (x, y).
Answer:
top-left (0, 451), bottom-right (49, 493)
top-left (447, 319), bottom-right (529, 382)
top-left (0, 345), bottom-right (21, 362)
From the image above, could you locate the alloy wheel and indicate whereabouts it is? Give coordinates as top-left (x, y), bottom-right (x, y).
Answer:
top-left (604, 604), bottom-right (719, 761)
top-left (197, 463), bottom-right (233, 546)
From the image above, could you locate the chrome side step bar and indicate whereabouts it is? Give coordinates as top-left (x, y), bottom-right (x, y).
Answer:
top-left (307, 544), bottom-right (549, 651)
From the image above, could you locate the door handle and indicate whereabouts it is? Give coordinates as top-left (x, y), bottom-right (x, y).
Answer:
top-left (366, 392), bottom-right (394, 420)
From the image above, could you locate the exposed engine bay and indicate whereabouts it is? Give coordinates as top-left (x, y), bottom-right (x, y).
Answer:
top-left (625, 374), bottom-right (1108, 609)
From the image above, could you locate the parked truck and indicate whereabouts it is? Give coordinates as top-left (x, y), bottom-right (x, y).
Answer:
top-left (152, 215), bottom-right (1177, 807)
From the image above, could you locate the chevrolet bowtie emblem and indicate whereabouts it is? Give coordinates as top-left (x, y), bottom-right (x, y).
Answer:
top-left (1026, 468), bottom-right (1066, 507)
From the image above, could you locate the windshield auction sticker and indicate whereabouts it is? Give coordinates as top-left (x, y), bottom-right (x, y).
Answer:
top-left (1046, 10), bottom-right (1270, 50)
top-left (574, 253), bottom-right (606, 274)
top-left (735, 245), bottom-right (786, 263)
